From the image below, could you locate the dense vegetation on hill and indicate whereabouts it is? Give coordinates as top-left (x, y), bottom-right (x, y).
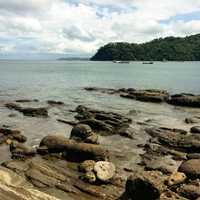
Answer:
top-left (91, 34), bottom-right (200, 61)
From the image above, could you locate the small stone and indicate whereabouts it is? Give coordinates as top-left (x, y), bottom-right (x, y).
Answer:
top-left (167, 172), bottom-right (186, 186)
top-left (94, 161), bottom-right (115, 182)
top-left (79, 160), bottom-right (96, 172)
top-left (84, 171), bottom-right (96, 183)
top-left (6, 139), bottom-right (12, 145)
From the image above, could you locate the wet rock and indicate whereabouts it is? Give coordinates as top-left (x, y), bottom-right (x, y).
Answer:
top-left (187, 153), bottom-right (200, 159)
top-left (179, 159), bottom-right (200, 178)
top-left (94, 161), bottom-right (116, 182)
top-left (0, 128), bottom-right (27, 145)
top-left (185, 116), bottom-right (200, 124)
top-left (177, 180), bottom-right (200, 199)
top-left (15, 99), bottom-right (39, 103)
top-left (39, 135), bottom-right (109, 162)
top-left (47, 100), bottom-right (64, 106)
top-left (74, 105), bottom-right (132, 137)
top-left (124, 170), bottom-right (167, 200)
top-left (121, 89), bottom-right (169, 103)
top-left (79, 160), bottom-right (96, 172)
top-left (167, 172), bottom-right (186, 186)
top-left (142, 155), bottom-right (181, 174)
top-left (190, 126), bottom-right (200, 134)
top-left (70, 124), bottom-right (98, 144)
top-left (168, 93), bottom-right (200, 107)
top-left (146, 127), bottom-right (200, 152)
top-left (10, 141), bottom-right (36, 159)
top-left (5, 102), bottom-right (48, 117)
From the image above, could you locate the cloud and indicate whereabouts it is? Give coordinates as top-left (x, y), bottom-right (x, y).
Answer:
top-left (0, 0), bottom-right (200, 58)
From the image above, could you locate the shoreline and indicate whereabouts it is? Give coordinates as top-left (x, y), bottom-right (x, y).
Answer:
top-left (0, 88), bottom-right (199, 199)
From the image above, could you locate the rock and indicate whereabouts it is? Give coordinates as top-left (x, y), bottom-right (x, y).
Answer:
top-left (47, 100), bottom-right (64, 105)
top-left (70, 124), bottom-right (98, 144)
top-left (168, 93), bottom-right (200, 107)
top-left (185, 116), bottom-right (200, 124)
top-left (190, 126), bottom-right (200, 134)
top-left (0, 128), bottom-right (27, 145)
top-left (5, 103), bottom-right (48, 117)
top-left (39, 135), bottom-right (109, 162)
top-left (187, 153), bottom-right (200, 159)
top-left (0, 166), bottom-right (60, 200)
top-left (142, 155), bottom-right (181, 174)
top-left (94, 161), bottom-right (115, 182)
top-left (167, 172), bottom-right (186, 186)
top-left (179, 159), bottom-right (200, 178)
top-left (160, 190), bottom-right (188, 200)
top-left (121, 89), bottom-right (169, 103)
top-left (177, 180), bottom-right (200, 199)
top-left (74, 105), bottom-right (132, 137)
top-left (15, 99), bottom-right (39, 103)
top-left (146, 127), bottom-right (200, 152)
top-left (79, 160), bottom-right (96, 172)
top-left (125, 170), bottom-right (167, 200)
top-left (83, 171), bottom-right (96, 183)
top-left (10, 142), bottom-right (36, 159)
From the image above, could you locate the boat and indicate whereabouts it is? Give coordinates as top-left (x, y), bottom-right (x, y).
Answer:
top-left (113, 61), bottom-right (130, 64)
top-left (142, 61), bottom-right (154, 64)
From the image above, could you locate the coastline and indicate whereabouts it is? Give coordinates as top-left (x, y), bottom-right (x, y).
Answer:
top-left (0, 87), bottom-right (200, 199)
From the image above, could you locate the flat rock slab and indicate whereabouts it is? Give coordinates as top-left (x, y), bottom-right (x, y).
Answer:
top-left (2, 157), bottom-right (125, 200)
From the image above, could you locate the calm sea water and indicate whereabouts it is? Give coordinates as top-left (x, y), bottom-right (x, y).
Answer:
top-left (0, 60), bottom-right (199, 101)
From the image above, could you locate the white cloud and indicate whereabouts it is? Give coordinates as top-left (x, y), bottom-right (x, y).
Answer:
top-left (0, 0), bottom-right (200, 57)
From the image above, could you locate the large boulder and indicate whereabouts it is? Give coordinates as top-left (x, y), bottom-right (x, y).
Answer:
top-left (125, 171), bottom-right (167, 200)
top-left (39, 135), bottom-right (109, 162)
top-left (179, 159), bottom-right (200, 178)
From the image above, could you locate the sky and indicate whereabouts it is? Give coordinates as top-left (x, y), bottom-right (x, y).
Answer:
top-left (0, 0), bottom-right (200, 59)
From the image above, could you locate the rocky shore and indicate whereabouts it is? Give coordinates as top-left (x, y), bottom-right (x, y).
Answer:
top-left (0, 90), bottom-right (200, 200)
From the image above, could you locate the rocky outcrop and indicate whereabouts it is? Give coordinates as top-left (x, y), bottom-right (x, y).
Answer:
top-left (120, 89), bottom-right (169, 103)
top-left (39, 135), bottom-right (109, 162)
top-left (84, 87), bottom-right (200, 108)
top-left (145, 127), bottom-right (200, 152)
top-left (168, 94), bottom-right (200, 107)
top-left (5, 103), bottom-right (48, 117)
top-left (73, 105), bottom-right (132, 137)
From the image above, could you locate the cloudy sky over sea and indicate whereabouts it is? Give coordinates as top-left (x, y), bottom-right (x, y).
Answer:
top-left (0, 0), bottom-right (200, 58)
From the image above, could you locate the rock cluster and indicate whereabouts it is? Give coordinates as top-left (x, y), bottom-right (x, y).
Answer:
top-left (84, 87), bottom-right (200, 107)
top-left (5, 102), bottom-right (48, 117)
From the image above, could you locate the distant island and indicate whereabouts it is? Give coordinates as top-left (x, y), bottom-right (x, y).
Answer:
top-left (58, 57), bottom-right (90, 61)
top-left (91, 33), bottom-right (200, 61)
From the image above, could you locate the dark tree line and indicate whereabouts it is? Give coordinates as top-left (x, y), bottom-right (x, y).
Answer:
top-left (91, 34), bottom-right (200, 61)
